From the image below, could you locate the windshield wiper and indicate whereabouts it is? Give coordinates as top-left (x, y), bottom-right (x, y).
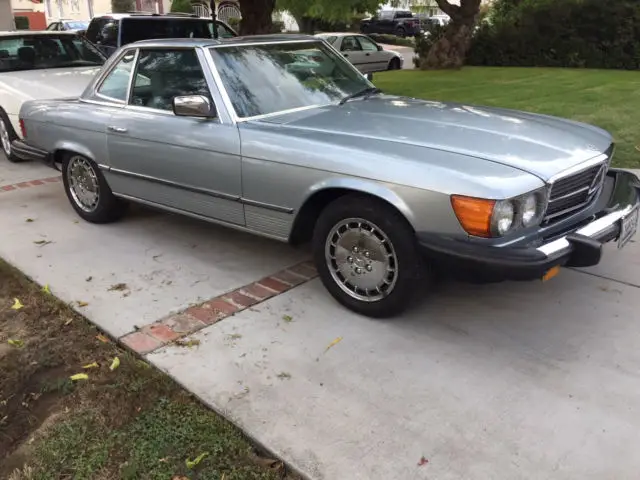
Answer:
top-left (338, 87), bottom-right (382, 106)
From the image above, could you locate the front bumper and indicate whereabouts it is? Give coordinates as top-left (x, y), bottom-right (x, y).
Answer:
top-left (11, 139), bottom-right (50, 163)
top-left (418, 169), bottom-right (640, 282)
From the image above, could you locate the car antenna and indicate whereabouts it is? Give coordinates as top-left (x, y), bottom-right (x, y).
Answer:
top-left (210, 0), bottom-right (218, 39)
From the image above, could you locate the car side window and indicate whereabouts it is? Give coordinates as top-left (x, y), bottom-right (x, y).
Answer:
top-left (357, 36), bottom-right (378, 52)
top-left (96, 50), bottom-right (136, 102)
top-left (129, 48), bottom-right (211, 112)
top-left (341, 36), bottom-right (362, 52)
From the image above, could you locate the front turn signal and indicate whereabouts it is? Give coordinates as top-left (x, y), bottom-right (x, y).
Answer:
top-left (451, 195), bottom-right (495, 238)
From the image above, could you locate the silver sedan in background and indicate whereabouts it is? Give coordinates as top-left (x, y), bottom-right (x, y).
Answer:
top-left (13, 35), bottom-right (640, 318)
top-left (315, 32), bottom-right (404, 72)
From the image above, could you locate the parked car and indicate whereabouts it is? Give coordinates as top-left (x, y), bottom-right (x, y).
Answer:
top-left (13, 35), bottom-right (640, 317)
top-left (46, 19), bottom-right (90, 33)
top-left (84, 13), bottom-right (237, 58)
top-left (360, 10), bottom-right (422, 37)
top-left (0, 31), bottom-right (105, 162)
top-left (316, 33), bottom-right (403, 72)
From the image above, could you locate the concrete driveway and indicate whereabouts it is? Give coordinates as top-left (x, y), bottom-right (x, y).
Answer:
top-left (2, 155), bottom-right (640, 479)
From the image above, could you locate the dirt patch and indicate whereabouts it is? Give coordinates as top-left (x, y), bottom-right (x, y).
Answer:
top-left (0, 259), bottom-right (299, 479)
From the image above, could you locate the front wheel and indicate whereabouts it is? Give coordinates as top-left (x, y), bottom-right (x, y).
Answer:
top-left (62, 153), bottom-right (127, 223)
top-left (388, 57), bottom-right (401, 70)
top-left (0, 111), bottom-right (22, 163)
top-left (313, 194), bottom-right (428, 318)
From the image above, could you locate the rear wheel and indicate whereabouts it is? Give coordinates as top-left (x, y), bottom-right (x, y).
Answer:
top-left (62, 153), bottom-right (127, 223)
top-left (313, 194), bottom-right (428, 318)
top-left (395, 26), bottom-right (406, 37)
top-left (0, 111), bottom-right (22, 163)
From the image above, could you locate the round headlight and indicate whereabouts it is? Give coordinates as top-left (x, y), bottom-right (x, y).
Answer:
top-left (521, 193), bottom-right (539, 227)
top-left (492, 200), bottom-right (515, 236)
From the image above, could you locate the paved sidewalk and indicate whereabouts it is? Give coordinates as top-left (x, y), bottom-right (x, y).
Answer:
top-left (2, 160), bottom-right (640, 479)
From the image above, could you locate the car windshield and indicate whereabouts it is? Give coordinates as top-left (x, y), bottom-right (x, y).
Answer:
top-left (0, 35), bottom-right (105, 73)
top-left (64, 21), bottom-right (89, 30)
top-left (120, 18), bottom-right (235, 44)
top-left (210, 41), bottom-right (371, 119)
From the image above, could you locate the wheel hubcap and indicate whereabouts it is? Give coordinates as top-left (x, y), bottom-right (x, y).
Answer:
top-left (325, 218), bottom-right (398, 302)
top-left (67, 156), bottom-right (100, 212)
top-left (0, 119), bottom-right (11, 156)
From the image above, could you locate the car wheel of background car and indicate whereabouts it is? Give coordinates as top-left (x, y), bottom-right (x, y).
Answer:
top-left (395, 26), bottom-right (406, 37)
top-left (313, 193), bottom-right (428, 318)
top-left (388, 57), bottom-right (401, 70)
top-left (62, 153), bottom-right (127, 224)
top-left (0, 110), bottom-right (22, 163)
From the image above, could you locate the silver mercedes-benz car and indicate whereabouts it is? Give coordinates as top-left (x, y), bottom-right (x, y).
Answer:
top-left (12, 35), bottom-right (640, 317)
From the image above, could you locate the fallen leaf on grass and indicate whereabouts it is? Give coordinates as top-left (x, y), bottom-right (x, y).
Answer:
top-left (418, 456), bottom-right (429, 466)
top-left (41, 284), bottom-right (51, 295)
top-left (63, 318), bottom-right (73, 326)
top-left (282, 314), bottom-right (293, 323)
top-left (11, 298), bottom-right (24, 310)
top-left (70, 373), bottom-right (89, 381)
top-left (96, 334), bottom-right (109, 343)
top-left (76, 301), bottom-right (89, 308)
top-left (109, 357), bottom-right (120, 371)
top-left (324, 336), bottom-right (343, 353)
top-left (185, 452), bottom-right (209, 469)
top-left (33, 240), bottom-right (52, 247)
top-left (8, 339), bottom-right (24, 348)
top-left (82, 362), bottom-right (99, 369)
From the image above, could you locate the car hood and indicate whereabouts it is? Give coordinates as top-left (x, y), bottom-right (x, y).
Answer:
top-left (0, 66), bottom-right (101, 115)
top-left (259, 95), bottom-right (613, 181)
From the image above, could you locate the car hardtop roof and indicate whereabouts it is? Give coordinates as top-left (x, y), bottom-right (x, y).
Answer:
top-left (315, 32), bottom-right (364, 37)
top-left (94, 12), bottom-right (214, 20)
top-left (128, 33), bottom-right (316, 49)
top-left (0, 30), bottom-right (78, 37)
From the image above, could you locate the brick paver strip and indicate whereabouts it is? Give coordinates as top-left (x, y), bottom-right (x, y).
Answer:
top-left (119, 260), bottom-right (319, 355)
top-left (0, 175), bottom-right (61, 194)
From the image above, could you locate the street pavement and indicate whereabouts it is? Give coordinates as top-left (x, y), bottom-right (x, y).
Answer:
top-left (2, 155), bottom-right (640, 479)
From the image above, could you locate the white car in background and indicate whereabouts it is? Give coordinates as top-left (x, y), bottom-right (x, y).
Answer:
top-left (315, 33), bottom-right (403, 72)
top-left (0, 31), bottom-right (105, 162)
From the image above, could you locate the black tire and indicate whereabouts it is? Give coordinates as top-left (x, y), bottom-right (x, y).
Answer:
top-left (312, 194), bottom-right (429, 318)
top-left (0, 109), bottom-right (23, 163)
top-left (388, 57), bottom-right (401, 70)
top-left (395, 26), bottom-right (406, 38)
top-left (61, 152), bottom-right (127, 224)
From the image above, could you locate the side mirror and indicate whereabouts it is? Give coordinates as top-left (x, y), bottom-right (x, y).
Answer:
top-left (173, 95), bottom-right (215, 118)
top-left (377, 44), bottom-right (383, 51)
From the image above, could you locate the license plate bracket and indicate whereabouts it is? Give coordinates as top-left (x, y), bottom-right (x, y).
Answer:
top-left (618, 205), bottom-right (639, 249)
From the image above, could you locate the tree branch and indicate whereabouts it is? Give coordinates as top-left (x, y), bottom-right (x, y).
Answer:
top-left (434, 0), bottom-right (459, 18)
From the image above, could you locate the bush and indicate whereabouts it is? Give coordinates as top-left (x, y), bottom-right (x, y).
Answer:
top-left (271, 20), bottom-right (285, 33)
top-left (14, 16), bottom-right (29, 30)
top-left (111, 0), bottom-right (134, 13)
top-left (412, 23), bottom-right (447, 68)
top-left (226, 17), bottom-right (240, 31)
top-left (170, 0), bottom-right (192, 13)
top-left (368, 33), bottom-right (415, 48)
top-left (469, 0), bottom-right (640, 69)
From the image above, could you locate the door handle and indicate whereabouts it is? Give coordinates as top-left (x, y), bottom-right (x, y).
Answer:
top-left (365, 53), bottom-right (370, 56)
top-left (343, 53), bottom-right (349, 58)
top-left (108, 126), bottom-right (128, 133)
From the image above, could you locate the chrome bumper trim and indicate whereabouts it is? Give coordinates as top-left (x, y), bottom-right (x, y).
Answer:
top-left (537, 203), bottom-right (636, 257)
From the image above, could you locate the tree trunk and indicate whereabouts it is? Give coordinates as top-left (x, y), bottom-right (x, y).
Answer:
top-left (421, 0), bottom-right (480, 69)
top-left (296, 16), bottom-right (316, 34)
top-left (239, 0), bottom-right (276, 35)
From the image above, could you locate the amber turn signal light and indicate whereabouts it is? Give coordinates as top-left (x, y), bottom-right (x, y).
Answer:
top-left (450, 195), bottom-right (495, 238)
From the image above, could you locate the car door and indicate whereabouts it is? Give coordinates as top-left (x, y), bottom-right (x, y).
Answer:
top-left (104, 47), bottom-right (243, 226)
top-left (355, 35), bottom-right (388, 72)
top-left (378, 11), bottom-right (394, 34)
top-left (339, 35), bottom-right (367, 72)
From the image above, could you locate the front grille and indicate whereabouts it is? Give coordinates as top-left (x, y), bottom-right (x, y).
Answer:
top-left (543, 162), bottom-right (606, 223)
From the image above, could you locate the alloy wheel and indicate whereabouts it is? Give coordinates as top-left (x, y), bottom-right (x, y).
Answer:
top-left (325, 217), bottom-right (398, 302)
top-left (67, 156), bottom-right (101, 213)
top-left (0, 119), bottom-right (11, 156)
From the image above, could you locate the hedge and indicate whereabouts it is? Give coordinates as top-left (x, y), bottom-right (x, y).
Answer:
top-left (368, 33), bottom-right (415, 48)
top-left (468, 0), bottom-right (640, 69)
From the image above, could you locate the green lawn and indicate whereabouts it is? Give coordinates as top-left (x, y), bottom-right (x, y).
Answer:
top-left (375, 67), bottom-right (640, 169)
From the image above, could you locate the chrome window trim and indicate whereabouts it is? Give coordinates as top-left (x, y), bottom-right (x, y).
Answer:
top-left (79, 98), bottom-right (125, 108)
top-left (209, 39), bottom-right (320, 49)
top-left (205, 39), bottom-right (372, 122)
top-left (124, 47), bottom-right (140, 104)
